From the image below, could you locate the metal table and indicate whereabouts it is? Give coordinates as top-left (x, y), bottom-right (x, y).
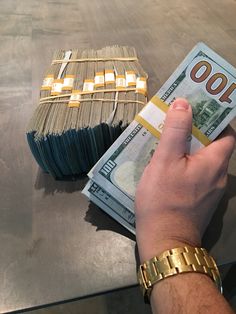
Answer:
top-left (1, 0), bottom-right (236, 312)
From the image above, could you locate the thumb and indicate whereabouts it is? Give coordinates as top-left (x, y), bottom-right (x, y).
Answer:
top-left (154, 98), bottom-right (192, 162)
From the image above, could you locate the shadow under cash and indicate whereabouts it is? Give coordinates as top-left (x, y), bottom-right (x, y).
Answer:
top-left (34, 168), bottom-right (88, 195)
top-left (84, 201), bottom-right (136, 242)
top-left (84, 202), bottom-right (140, 272)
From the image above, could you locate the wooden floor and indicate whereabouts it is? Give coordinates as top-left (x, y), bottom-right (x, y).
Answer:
top-left (1, 0), bottom-right (236, 313)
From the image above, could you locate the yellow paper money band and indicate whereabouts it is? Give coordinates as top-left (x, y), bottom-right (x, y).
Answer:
top-left (94, 72), bottom-right (105, 88)
top-left (126, 71), bottom-right (136, 87)
top-left (51, 79), bottom-right (64, 96)
top-left (40, 73), bottom-right (147, 97)
top-left (135, 95), bottom-right (211, 147)
top-left (62, 75), bottom-right (75, 90)
top-left (40, 83), bottom-right (147, 108)
top-left (116, 75), bottom-right (126, 89)
top-left (105, 70), bottom-right (115, 84)
top-left (41, 74), bottom-right (54, 90)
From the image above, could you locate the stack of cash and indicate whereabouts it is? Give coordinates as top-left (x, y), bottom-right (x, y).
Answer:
top-left (27, 46), bottom-right (148, 179)
top-left (83, 42), bottom-right (236, 234)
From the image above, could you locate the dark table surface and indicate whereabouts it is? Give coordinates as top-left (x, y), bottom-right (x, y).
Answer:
top-left (1, 0), bottom-right (236, 312)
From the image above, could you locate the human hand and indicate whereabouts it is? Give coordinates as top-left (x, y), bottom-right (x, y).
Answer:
top-left (135, 98), bottom-right (235, 262)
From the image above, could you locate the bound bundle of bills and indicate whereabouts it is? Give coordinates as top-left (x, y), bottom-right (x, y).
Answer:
top-left (27, 46), bottom-right (148, 179)
top-left (83, 42), bottom-right (236, 234)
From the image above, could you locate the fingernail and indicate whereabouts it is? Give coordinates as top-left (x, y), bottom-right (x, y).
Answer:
top-left (172, 98), bottom-right (189, 110)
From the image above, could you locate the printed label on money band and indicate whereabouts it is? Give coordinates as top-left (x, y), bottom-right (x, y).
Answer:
top-left (136, 77), bottom-right (147, 95)
top-left (95, 72), bottom-right (105, 87)
top-left (62, 75), bottom-right (75, 90)
top-left (105, 70), bottom-right (115, 84)
top-left (41, 75), bottom-right (54, 90)
top-left (116, 75), bottom-right (126, 89)
top-left (135, 95), bottom-right (211, 147)
top-left (51, 79), bottom-right (63, 95)
top-left (68, 90), bottom-right (81, 107)
top-left (83, 79), bottom-right (94, 92)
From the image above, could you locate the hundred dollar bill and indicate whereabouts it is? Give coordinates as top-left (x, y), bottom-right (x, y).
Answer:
top-left (83, 42), bottom-right (236, 229)
top-left (83, 180), bottom-right (136, 234)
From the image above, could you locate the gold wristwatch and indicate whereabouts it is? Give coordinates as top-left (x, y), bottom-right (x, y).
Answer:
top-left (137, 245), bottom-right (222, 303)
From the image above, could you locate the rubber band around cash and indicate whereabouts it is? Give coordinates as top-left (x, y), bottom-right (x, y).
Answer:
top-left (39, 98), bottom-right (146, 106)
top-left (135, 95), bottom-right (211, 146)
top-left (52, 57), bottom-right (138, 64)
top-left (39, 87), bottom-right (147, 108)
top-left (39, 87), bottom-right (144, 102)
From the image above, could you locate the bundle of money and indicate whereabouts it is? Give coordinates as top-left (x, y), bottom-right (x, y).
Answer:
top-left (27, 46), bottom-right (148, 179)
top-left (83, 42), bottom-right (236, 234)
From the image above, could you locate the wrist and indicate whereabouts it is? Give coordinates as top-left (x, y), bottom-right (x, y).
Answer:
top-left (138, 238), bottom-right (196, 263)
top-left (136, 213), bottom-right (201, 262)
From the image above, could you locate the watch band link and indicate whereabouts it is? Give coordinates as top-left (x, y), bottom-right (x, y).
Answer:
top-left (138, 246), bottom-right (222, 303)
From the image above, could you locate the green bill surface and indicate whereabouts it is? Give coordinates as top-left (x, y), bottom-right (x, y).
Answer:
top-left (83, 42), bottom-right (236, 231)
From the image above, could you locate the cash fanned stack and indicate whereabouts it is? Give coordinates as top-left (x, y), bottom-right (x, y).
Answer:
top-left (27, 46), bottom-right (148, 178)
top-left (83, 42), bottom-right (236, 234)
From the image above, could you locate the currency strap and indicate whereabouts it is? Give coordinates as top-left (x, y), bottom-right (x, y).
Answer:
top-left (39, 85), bottom-right (147, 107)
top-left (41, 50), bottom-right (148, 108)
top-left (135, 95), bottom-right (211, 148)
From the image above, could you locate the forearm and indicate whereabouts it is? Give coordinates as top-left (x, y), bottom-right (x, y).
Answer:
top-left (151, 266), bottom-right (234, 314)
top-left (136, 230), bottom-right (234, 314)
top-left (134, 99), bottom-right (236, 314)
